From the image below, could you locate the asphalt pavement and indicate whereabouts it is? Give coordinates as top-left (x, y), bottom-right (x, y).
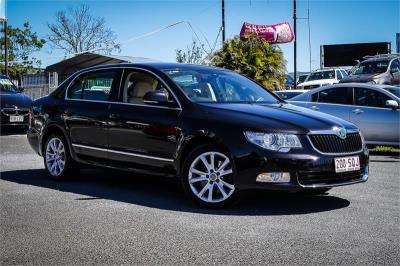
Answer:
top-left (1, 128), bottom-right (399, 265)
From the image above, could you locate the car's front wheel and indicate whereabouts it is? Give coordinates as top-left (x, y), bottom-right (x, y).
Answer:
top-left (44, 134), bottom-right (77, 179)
top-left (181, 145), bottom-right (238, 208)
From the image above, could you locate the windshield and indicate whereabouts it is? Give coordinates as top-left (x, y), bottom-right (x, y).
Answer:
top-left (0, 78), bottom-right (19, 93)
top-left (307, 71), bottom-right (335, 81)
top-left (350, 60), bottom-right (389, 75)
top-left (163, 69), bottom-right (280, 104)
top-left (298, 75), bottom-right (308, 83)
top-left (383, 87), bottom-right (400, 98)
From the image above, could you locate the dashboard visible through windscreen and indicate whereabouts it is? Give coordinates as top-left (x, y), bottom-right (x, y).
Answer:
top-left (163, 69), bottom-right (279, 104)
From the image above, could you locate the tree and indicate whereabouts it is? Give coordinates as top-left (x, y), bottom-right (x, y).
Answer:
top-left (0, 22), bottom-right (46, 79)
top-left (47, 4), bottom-right (120, 55)
top-left (211, 35), bottom-right (286, 90)
top-left (176, 39), bottom-right (205, 64)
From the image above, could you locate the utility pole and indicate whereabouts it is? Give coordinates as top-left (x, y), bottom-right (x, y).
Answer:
top-left (4, 19), bottom-right (8, 76)
top-left (293, 0), bottom-right (297, 89)
top-left (222, 0), bottom-right (225, 45)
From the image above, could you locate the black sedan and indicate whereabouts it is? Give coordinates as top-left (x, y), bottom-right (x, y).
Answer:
top-left (27, 63), bottom-right (369, 207)
top-left (1, 75), bottom-right (32, 127)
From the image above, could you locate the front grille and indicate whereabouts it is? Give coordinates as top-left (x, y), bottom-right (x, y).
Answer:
top-left (309, 132), bottom-right (363, 154)
top-left (298, 168), bottom-right (365, 186)
top-left (1, 108), bottom-right (29, 116)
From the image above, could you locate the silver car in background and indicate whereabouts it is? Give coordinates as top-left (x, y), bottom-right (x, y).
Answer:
top-left (289, 83), bottom-right (400, 147)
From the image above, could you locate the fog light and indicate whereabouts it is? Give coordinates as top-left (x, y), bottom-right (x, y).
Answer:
top-left (256, 172), bottom-right (291, 183)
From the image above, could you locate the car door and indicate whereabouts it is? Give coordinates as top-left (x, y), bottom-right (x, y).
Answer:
top-left (64, 68), bottom-right (121, 159)
top-left (107, 68), bottom-right (181, 169)
top-left (350, 87), bottom-right (399, 145)
top-left (307, 86), bottom-right (353, 121)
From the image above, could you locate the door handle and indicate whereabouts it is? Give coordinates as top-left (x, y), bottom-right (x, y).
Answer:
top-left (109, 113), bottom-right (120, 119)
top-left (352, 109), bottom-right (364, 115)
top-left (64, 110), bottom-right (72, 116)
top-left (310, 105), bottom-right (319, 111)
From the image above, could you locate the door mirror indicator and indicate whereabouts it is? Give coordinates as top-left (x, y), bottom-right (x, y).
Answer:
top-left (386, 100), bottom-right (399, 110)
top-left (143, 90), bottom-right (172, 106)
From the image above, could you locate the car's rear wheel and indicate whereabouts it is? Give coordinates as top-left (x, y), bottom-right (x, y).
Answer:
top-left (44, 134), bottom-right (77, 179)
top-left (181, 145), bottom-right (238, 208)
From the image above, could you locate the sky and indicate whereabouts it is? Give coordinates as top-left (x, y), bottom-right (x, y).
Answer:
top-left (4, 0), bottom-right (400, 72)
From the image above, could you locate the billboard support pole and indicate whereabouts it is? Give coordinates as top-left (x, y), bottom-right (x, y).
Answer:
top-left (293, 0), bottom-right (297, 90)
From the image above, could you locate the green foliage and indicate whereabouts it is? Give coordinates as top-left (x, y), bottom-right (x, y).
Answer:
top-left (0, 22), bottom-right (46, 79)
top-left (211, 35), bottom-right (286, 90)
top-left (176, 39), bottom-right (204, 64)
top-left (372, 146), bottom-right (394, 153)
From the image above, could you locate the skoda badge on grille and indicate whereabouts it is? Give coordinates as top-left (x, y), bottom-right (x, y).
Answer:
top-left (334, 127), bottom-right (347, 139)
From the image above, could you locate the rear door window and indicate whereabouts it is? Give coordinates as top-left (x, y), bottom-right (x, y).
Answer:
top-left (67, 70), bottom-right (117, 101)
top-left (316, 87), bottom-right (352, 105)
top-left (354, 87), bottom-right (391, 108)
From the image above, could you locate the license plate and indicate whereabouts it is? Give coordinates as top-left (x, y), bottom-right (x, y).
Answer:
top-left (9, 115), bottom-right (24, 122)
top-left (335, 156), bottom-right (360, 173)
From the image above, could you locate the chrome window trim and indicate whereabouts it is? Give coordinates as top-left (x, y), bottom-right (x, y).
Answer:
top-left (64, 66), bottom-right (182, 111)
top-left (72, 143), bottom-right (174, 162)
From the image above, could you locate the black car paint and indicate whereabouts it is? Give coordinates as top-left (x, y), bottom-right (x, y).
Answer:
top-left (27, 63), bottom-right (369, 191)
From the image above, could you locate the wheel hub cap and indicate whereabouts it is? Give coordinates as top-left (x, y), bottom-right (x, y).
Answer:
top-left (188, 151), bottom-right (235, 203)
top-left (45, 137), bottom-right (66, 177)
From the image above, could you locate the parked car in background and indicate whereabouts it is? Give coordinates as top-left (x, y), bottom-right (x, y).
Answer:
top-left (340, 54), bottom-right (400, 85)
top-left (275, 90), bottom-right (307, 100)
top-left (27, 63), bottom-right (369, 208)
top-left (297, 74), bottom-right (309, 85)
top-left (0, 74), bottom-right (32, 127)
top-left (297, 68), bottom-right (348, 90)
top-left (290, 83), bottom-right (399, 147)
top-left (284, 74), bottom-right (295, 89)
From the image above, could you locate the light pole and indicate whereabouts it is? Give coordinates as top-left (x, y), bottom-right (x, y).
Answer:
top-left (222, 0), bottom-right (225, 45)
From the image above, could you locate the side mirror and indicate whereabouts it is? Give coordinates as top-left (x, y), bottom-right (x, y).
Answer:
top-left (386, 99), bottom-right (399, 109)
top-left (143, 90), bottom-right (171, 106)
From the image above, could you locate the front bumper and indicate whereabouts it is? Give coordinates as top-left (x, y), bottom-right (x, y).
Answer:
top-left (233, 145), bottom-right (369, 191)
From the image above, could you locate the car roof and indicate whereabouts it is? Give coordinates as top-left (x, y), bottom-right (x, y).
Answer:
top-left (312, 68), bottom-right (344, 72)
top-left (74, 62), bottom-right (230, 75)
top-left (276, 90), bottom-right (307, 93)
top-left (362, 55), bottom-right (399, 63)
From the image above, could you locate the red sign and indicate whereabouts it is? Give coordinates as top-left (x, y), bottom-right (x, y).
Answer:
top-left (240, 22), bottom-right (294, 44)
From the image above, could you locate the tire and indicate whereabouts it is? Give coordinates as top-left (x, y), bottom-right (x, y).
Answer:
top-left (181, 144), bottom-right (239, 208)
top-left (299, 188), bottom-right (331, 196)
top-left (43, 133), bottom-right (78, 179)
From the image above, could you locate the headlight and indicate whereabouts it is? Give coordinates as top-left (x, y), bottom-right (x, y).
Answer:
top-left (366, 80), bottom-right (376, 84)
top-left (244, 132), bottom-right (302, 152)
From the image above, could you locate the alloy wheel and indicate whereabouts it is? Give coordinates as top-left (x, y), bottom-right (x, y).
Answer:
top-left (45, 137), bottom-right (66, 177)
top-left (188, 151), bottom-right (235, 203)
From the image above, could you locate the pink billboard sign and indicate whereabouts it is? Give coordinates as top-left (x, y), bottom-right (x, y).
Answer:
top-left (240, 22), bottom-right (294, 44)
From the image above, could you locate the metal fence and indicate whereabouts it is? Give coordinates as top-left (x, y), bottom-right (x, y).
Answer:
top-left (21, 72), bottom-right (59, 100)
